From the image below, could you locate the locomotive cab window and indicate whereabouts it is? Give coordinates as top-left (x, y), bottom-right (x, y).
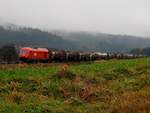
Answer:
top-left (19, 50), bottom-right (29, 55)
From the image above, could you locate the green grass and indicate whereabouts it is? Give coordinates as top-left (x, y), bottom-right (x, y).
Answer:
top-left (0, 58), bottom-right (150, 113)
top-left (0, 66), bottom-right (58, 78)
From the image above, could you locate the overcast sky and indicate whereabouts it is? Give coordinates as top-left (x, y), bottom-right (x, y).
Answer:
top-left (0, 0), bottom-right (150, 37)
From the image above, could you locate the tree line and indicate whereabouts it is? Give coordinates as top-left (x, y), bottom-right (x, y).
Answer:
top-left (130, 47), bottom-right (150, 56)
top-left (0, 45), bottom-right (18, 64)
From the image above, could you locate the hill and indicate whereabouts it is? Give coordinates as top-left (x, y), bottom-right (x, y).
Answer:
top-left (0, 58), bottom-right (150, 113)
top-left (55, 31), bottom-right (150, 52)
top-left (0, 23), bottom-right (150, 52)
top-left (0, 25), bottom-right (77, 50)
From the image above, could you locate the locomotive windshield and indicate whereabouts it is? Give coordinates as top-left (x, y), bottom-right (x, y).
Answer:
top-left (19, 50), bottom-right (29, 55)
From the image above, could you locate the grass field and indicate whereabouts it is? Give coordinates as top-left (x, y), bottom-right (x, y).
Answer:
top-left (0, 58), bottom-right (150, 113)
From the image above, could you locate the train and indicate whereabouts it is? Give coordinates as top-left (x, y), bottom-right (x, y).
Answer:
top-left (19, 47), bottom-right (144, 63)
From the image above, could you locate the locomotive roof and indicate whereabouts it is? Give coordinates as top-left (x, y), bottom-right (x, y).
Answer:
top-left (21, 47), bottom-right (48, 52)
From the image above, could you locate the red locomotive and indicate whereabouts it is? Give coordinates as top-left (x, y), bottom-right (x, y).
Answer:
top-left (19, 47), bottom-right (49, 62)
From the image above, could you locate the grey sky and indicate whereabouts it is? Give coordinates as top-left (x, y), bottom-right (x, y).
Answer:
top-left (0, 0), bottom-right (150, 37)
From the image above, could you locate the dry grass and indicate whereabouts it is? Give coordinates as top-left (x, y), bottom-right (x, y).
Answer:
top-left (110, 88), bottom-right (150, 113)
top-left (7, 90), bottom-right (24, 104)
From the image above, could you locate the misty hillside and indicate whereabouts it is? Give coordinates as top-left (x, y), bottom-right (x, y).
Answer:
top-left (0, 25), bottom-right (77, 50)
top-left (0, 24), bottom-right (150, 52)
top-left (55, 31), bottom-right (150, 52)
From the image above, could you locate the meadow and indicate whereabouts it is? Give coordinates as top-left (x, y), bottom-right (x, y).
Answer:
top-left (0, 58), bottom-right (150, 113)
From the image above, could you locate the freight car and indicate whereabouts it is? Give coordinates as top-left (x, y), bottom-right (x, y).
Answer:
top-left (19, 47), bottom-right (145, 63)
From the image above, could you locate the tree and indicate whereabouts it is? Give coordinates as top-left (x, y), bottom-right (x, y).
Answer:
top-left (0, 44), bottom-right (18, 63)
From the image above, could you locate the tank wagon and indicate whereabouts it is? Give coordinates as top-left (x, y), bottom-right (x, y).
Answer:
top-left (19, 47), bottom-right (144, 63)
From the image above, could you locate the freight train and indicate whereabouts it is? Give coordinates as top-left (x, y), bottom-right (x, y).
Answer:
top-left (19, 47), bottom-right (144, 63)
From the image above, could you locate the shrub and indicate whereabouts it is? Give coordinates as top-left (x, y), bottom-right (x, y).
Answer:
top-left (56, 69), bottom-right (76, 80)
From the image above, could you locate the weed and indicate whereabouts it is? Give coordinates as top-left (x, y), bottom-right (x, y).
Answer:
top-left (21, 78), bottom-right (40, 92)
top-left (65, 97), bottom-right (84, 106)
top-left (7, 90), bottom-right (24, 104)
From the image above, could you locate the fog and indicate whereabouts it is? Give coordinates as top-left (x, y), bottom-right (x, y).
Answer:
top-left (0, 0), bottom-right (150, 37)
